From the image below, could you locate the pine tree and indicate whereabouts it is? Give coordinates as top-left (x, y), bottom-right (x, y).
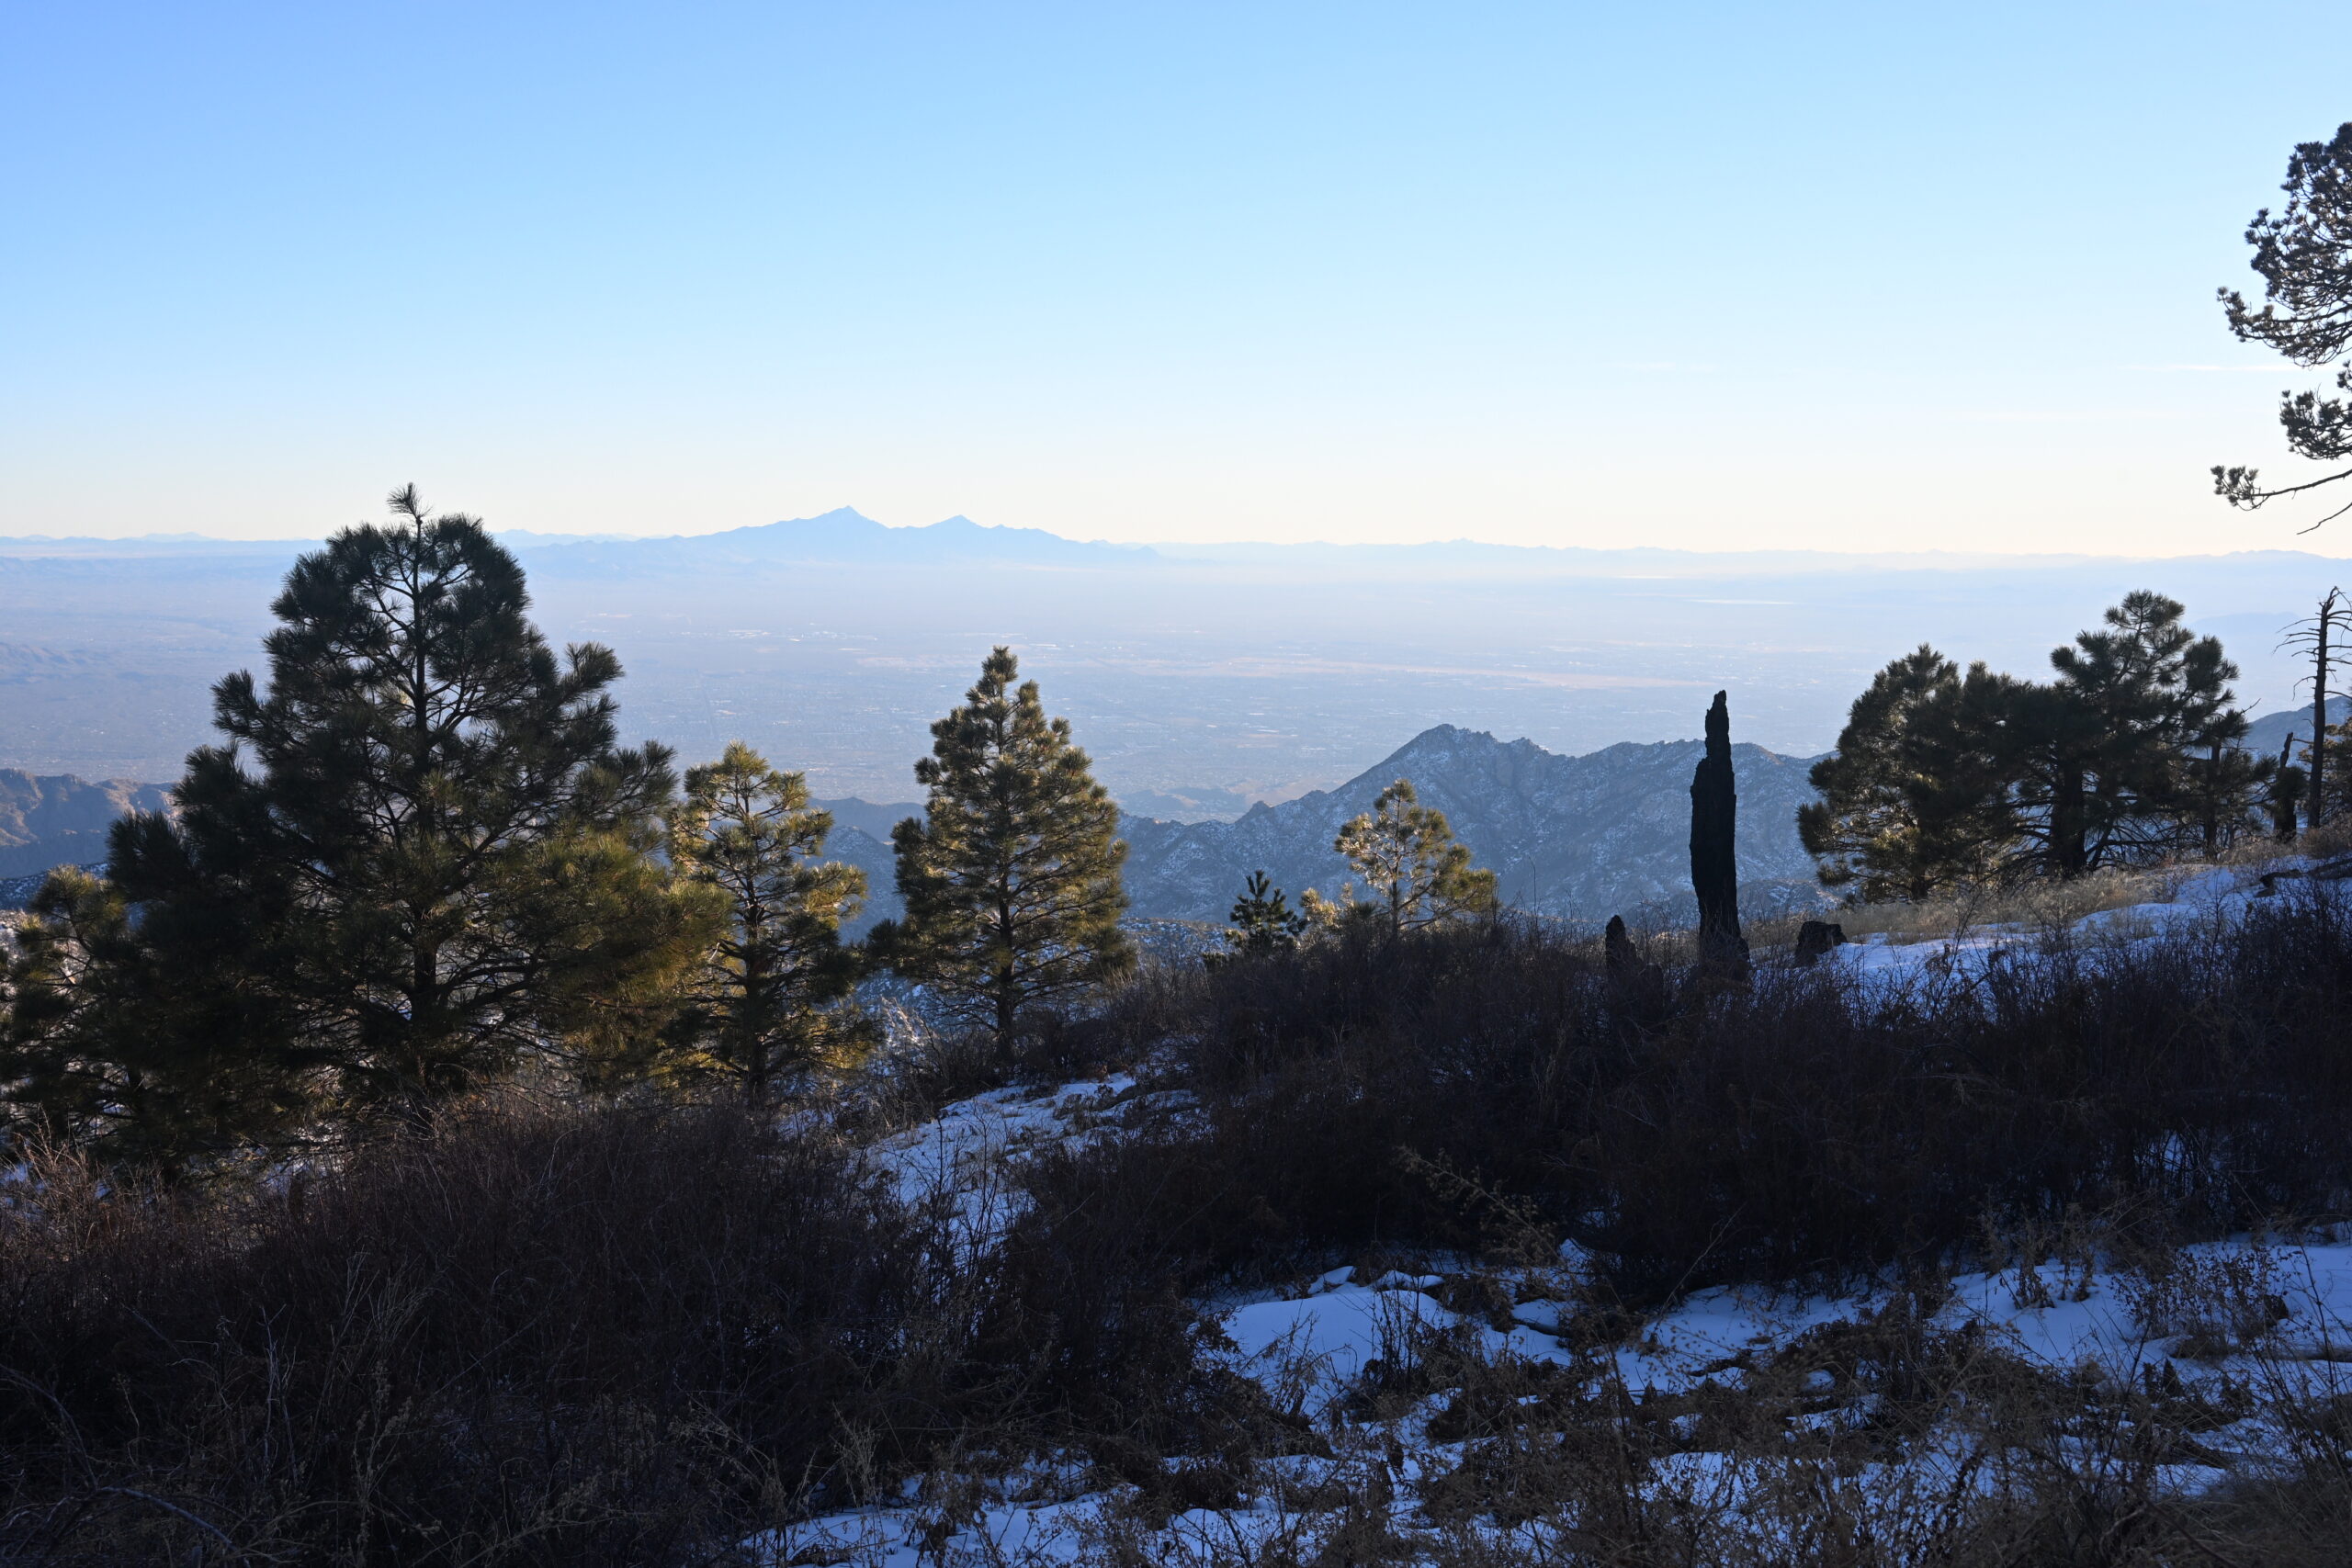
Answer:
top-left (2176, 636), bottom-right (2270, 855)
top-left (1, 868), bottom-right (315, 1175)
top-left (2214, 123), bottom-right (2352, 527)
top-left (1801, 596), bottom-right (2262, 899)
top-left (877, 648), bottom-right (1134, 1045)
top-left (1216, 870), bottom-right (1307, 961)
top-left (1307, 778), bottom-right (1498, 935)
top-left (664, 742), bottom-right (870, 1103)
top-left (1990, 675), bottom-right (2107, 878)
top-left (99, 485), bottom-right (708, 1131)
top-left (2041, 591), bottom-right (2251, 868)
top-left (1798, 646), bottom-right (2010, 900)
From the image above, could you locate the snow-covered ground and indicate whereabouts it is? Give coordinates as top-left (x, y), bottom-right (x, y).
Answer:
top-left (1825, 861), bottom-right (2255, 982)
top-left (753, 869), bottom-right (2352, 1566)
top-left (754, 1232), bottom-right (2352, 1566)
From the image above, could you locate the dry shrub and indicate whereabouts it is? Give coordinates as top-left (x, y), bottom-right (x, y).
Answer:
top-left (0, 1100), bottom-right (966, 1564)
top-left (0, 1092), bottom-right (1306, 1565)
top-left (1063, 890), bottom-right (2352, 1303)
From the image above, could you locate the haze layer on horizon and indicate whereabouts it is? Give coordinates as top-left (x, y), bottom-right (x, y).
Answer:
top-left (3, 521), bottom-right (2341, 801)
top-left (5, 2), bottom-right (2350, 556)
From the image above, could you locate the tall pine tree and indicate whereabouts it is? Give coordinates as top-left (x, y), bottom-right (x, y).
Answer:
top-left (1798, 646), bottom-right (2010, 900)
top-left (2041, 591), bottom-right (2248, 869)
top-left (663, 742), bottom-right (869, 1103)
top-left (877, 648), bottom-right (1133, 1045)
top-left (1802, 594), bottom-right (2264, 897)
top-left (103, 485), bottom-right (709, 1131)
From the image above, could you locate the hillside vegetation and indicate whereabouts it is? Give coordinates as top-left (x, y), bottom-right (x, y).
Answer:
top-left (6, 491), bottom-right (2352, 1564)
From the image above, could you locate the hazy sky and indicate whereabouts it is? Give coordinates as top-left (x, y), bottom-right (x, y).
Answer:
top-left (5, 2), bottom-right (2347, 553)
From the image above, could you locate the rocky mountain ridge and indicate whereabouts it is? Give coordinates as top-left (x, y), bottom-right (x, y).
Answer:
top-left (0, 770), bottom-right (172, 881)
top-left (1115, 724), bottom-right (1828, 927)
top-left (0, 729), bottom-right (1829, 928)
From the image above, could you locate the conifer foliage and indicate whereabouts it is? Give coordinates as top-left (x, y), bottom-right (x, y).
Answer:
top-left (1797, 647), bottom-right (2007, 900)
top-left (664, 742), bottom-right (870, 1102)
top-left (1306, 777), bottom-right (1497, 934)
top-left (2215, 122), bottom-right (2352, 527)
top-left (878, 647), bottom-right (1133, 1044)
top-left (2, 868), bottom-right (311, 1173)
top-left (14, 487), bottom-right (714, 1147)
top-left (1803, 592), bottom-right (2270, 895)
top-left (1217, 870), bottom-right (1307, 961)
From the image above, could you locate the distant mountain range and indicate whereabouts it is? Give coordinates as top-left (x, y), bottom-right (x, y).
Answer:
top-left (808, 723), bottom-right (1830, 931)
top-left (18, 513), bottom-right (2351, 582)
top-left (42, 705), bottom-right (2352, 928)
top-left (1117, 724), bottom-right (1826, 927)
top-left (0, 509), bottom-right (1155, 577)
top-left (2245, 697), bottom-right (2351, 759)
top-left (511, 509), bottom-right (1156, 576)
top-left (0, 771), bottom-right (171, 880)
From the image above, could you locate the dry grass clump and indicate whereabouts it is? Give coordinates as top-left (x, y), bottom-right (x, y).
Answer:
top-left (0, 1100), bottom-right (948, 1564)
top-left (1751, 828), bottom-right (2352, 952)
top-left (1747, 862), bottom-right (2200, 949)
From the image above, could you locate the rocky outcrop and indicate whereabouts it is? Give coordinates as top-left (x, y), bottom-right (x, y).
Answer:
top-left (1117, 724), bottom-right (1826, 927)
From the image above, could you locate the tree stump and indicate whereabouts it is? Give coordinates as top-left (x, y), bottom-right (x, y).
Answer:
top-left (1793, 919), bottom-right (1847, 965)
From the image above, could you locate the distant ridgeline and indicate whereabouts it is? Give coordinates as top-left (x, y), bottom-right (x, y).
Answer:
top-left (2244, 695), bottom-right (2352, 760)
top-left (0, 770), bottom-right (171, 887)
top-left (18, 704), bottom-right (2344, 920)
top-left (817, 724), bottom-right (1833, 932)
top-left (1117, 725), bottom-right (1828, 929)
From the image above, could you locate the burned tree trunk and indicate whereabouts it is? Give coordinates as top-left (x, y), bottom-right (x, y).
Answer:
top-left (2281, 586), bottom-right (2346, 834)
top-left (2315, 596), bottom-right (2334, 829)
top-left (1603, 913), bottom-right (1669, 1022)
top-left (1690, 690), bottom-right (1749, 975)
top-left (1604, 915), bottom-right (1640, 984)
top-left (2273, 732), bottom-right (2307, 843)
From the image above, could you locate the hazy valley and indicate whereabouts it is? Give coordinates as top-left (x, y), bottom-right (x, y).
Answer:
top-left (12, 511), bottom-right (2344, 928)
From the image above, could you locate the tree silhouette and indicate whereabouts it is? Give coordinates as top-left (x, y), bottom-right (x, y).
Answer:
top-left (1219, 870), bottom-right (1307, 959)
top-left (2216, 123), bottom-right (2352, 529)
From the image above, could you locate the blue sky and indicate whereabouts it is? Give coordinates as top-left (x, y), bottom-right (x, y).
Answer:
top-left (4, 2), bottom-right (2346, 552)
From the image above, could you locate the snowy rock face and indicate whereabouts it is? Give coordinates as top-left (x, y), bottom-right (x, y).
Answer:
top-left (1118, 725), bottom-right (1826, 924)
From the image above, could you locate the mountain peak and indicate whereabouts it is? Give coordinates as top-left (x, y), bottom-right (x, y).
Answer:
top-left (514, 508), bottom-right (1159, 573)
top-left (1118, 727), bottom-right (1830, 927)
